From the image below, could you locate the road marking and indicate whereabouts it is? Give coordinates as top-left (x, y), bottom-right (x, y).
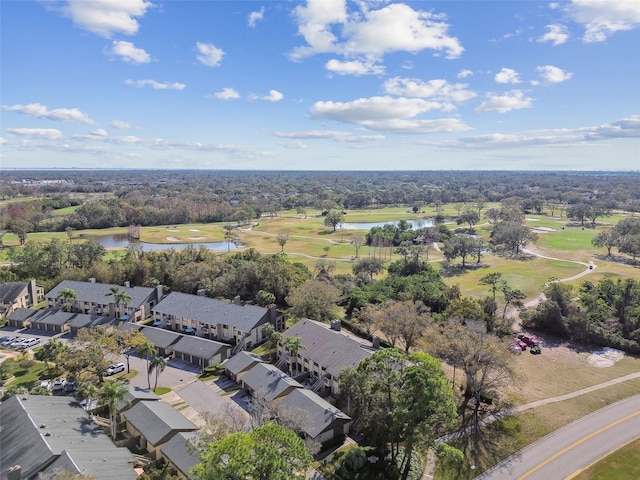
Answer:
top-left (516, 410), bottom-right (640, 480)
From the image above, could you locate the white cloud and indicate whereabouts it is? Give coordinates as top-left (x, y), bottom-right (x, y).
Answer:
top-left (280, 141), bottom-right (307, 149)
top-left (310, 96), bottom-right (470, 133)
top-left (196, 42), bottom-right (225, 67)
top-left (325, 59), bottom-right (384, 76)
top-left (290, 0), bottom-right (463, 68)
top-left (106, 40), bottom-right (151, 64)
top-left (383, 77), bottom-right (476, 103)
top-left (538, 24), bottom-right (570, 45)
top-left (476, 90), bottom-right (533, 113)
top-left (125, 79), bottom-right (186, 90)
top-left (537, 65), bottom-right (573, 83)
top-left (91, 128), bottom-right (109, 137)
top-left (2, 103), bottom-right (94, 124)
top-left (248, 7), bottom-right (265, 27)
top-left (567, 0), bottom-right (640, 42)
top-left (111, 120), bottom-right (131, 129)
top-left (495, 68), bottom-right (521, 84)
top-left (58, 0), bottom-right (152, 38)
top-left (457, 69), bottom-right (473, 79)
top-left (254, 90), bottom-right (284, 102)
top-left (211, 88), bottom-right (240, 100)
top-left (272, 129), bottom-right (384, 143)
top-left (7, 128), bottom-right (64, 140)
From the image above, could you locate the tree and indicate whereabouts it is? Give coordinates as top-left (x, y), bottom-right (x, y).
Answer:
top-left (566, 203), bottom-right (590, 226)
top-left (34, 337), bottom-right (69, 373)
top-left (376, 300), bottom-right (431, 353)
top-left (490, 221), bottom-right (537, 255)
top-left (98, 380), bottom-right (129, 439)
top-left (191, 424), bottom-right (313, 480)
top-left (276, 233), bottom-right (289, 253)
top-left (117, 328), bottom-right (147, 374)
top-left (223, 225), bottom-right (239, 252)
top-left (114, 290), bottom-right (132, 318)
top-left (338, 348), bottom-right (458, 478)
top-left (350, 234), bottom-right (365, 258)
top-left (65, 326), bottom-right (121, 383)
top-left (352, 256), bottom-right (384, 283)
top-left (56, 287), bottom-right (77, 312)
top-left (324, 211), bottom-right (344, 232)
top-left (457, 208), bottom-right (481, 232)
top-left (592, 228), bottom-right (620, 256)
top-left (149, 356), bottom-right (167, 390)
top-left (284, 336), bottom-right (306, 376)
top-left (501, 284), bottom-right (526, 324)
top-left (138, 340), bottom-right (157, 389)
top-left (480, 272), bottom-right (504, 302)
top-left (443, 235), bottom-right (476, 267)
top-left (286, 278), bottom-right (341, 321)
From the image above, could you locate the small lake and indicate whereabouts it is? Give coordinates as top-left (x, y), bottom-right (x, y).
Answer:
top-left (90, 234), bottom-right (239, 252)
top-left (340, 218), bottom-right (434, 230)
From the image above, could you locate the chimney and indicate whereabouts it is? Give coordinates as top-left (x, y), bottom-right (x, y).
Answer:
top-left (233, 295), bottom-right (242, 305)
top-left (330, 319), bottom-right (341, 331)
top-left (6, 465), bottom-right (22, 480)
top-left (124, 281), bottom-right (130, 288)
top-left (89, 278), bottom-right (96, 283)
top-left (197, 289), bottom-right (206, 296)
top-left (27, 279), bottom-right (37, 306)
top-left (155, 284), bottom-right (163, 301)
top-left (372, 336), bottom-right (380, 349)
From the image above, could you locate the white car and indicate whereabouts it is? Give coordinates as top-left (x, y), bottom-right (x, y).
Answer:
top-left (40, 379), bottom-right (52, 390)
top-left (104, 362), bottom-right (126, 376)
top-left (52, 378), bottom-right (66, 391)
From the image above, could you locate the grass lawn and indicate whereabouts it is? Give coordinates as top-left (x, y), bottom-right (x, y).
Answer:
top-left (2, 358), bottom-right (48, 389)
top-left (153, 386), bottom-right (171, 395)
top-left (573, 438), bottom-right (640, 480)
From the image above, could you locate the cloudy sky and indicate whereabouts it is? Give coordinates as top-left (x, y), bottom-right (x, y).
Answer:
top-left (1, 0), bottom-right (639, 170)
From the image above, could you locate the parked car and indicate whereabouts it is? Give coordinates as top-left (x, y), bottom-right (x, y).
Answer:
top-left (104, 362), bottom-right (126, 376)
top-left (517, 333), bottom-right (539, 346)
top-left (40, 379), bottom-right (52, 390)
top-left (52, 378), bottom-right (66, 391)
top-left (8, 338), bottom-right (26, 348)
top-left (64, 379), bottom-right (77, 392)
top-left (530, 345), bottom-right (542, 355)
top-left (1, 337), bottom-right (18, 347)
top-left (18, 338), bottom-right (40, 350)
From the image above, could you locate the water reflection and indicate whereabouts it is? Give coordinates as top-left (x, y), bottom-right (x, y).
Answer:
top-left (339, 219), bottom-right (434, 230)
top-left (90, 234), bottom-right (238, 251)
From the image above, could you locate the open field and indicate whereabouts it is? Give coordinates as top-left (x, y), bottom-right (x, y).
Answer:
top-left (573, 438), bottom-right (640, 480)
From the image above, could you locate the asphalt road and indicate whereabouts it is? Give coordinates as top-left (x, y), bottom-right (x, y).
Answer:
top-left (477, 394), bottom-right (640, 480)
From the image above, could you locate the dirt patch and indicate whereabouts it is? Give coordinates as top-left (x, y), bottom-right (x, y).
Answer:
top-left (166, 236), bottom-right (180, 242)
top-left (0, 349), bottom-right (21, 363)
top-left (587, 348), bottom-right (625, 367)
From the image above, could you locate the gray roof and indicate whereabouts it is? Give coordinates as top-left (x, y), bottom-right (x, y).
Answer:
top-left (172, 336), bottom-right (230, 360)
top-left (0, 281), bottom-right (27, 303)
top-left (139, 326), bottom-right (182, 349)
top-left (224, 351), bottom-right (266, 376)
top-left (275, 389), bottom-right (350, 439)
top-left (282, 319), bottom-right (374, 378)
top-left (6, 307), bottom-right (37, 321)
top-left (123, 400), bottom-right (197, 446)
top-left (118, 386), bottom-right (160, 412)
top-left (159, 431), bottom-right (199, 479)
top-left (153, 292), bottom-right (270, 333)
top-left (117, 322), bottom-right (142, 333)
top-left (29, 309), bottom-right (75, 327)
top-left (46, 280), bottom-right (156, 309)
top-left (66, 312), bottom-right (116, 329)
top-left (241, 363), bottom-right (303, 402)
top-left (0, 395), bottom-right (136, 480)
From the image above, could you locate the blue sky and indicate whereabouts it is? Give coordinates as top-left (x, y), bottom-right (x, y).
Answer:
top-left (1, 0), bottom-right (638, 171)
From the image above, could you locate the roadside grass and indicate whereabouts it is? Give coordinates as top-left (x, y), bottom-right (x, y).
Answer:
top-left (573, 438), bottom-right (640, 480)
top-left (153, 386), bottom-right (171, 395)
top-left (436, 378), bottom-right (640, 479)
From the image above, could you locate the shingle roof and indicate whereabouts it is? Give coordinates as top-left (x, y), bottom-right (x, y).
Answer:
top-left (282, 319), bottom-right (374, 378)
top-left (172, 336), bottom-right (230, 360)
top-left (123, 400), bottom-right (197, 446)
top-left (275, 388), bottom-right (351, 439)
top-left (118, 386), bottom-right (160, 412)
top-left (29, 309), bottom-right (76, 327)
top-left (241, 363), bottom-right (303, 402)
top-left (153, 292), bottom-right (270, 332)
top-left (224, 351), bottom-right (266, 376)
top-left (0, 395), bottom-right (136, 480)
top-left (159, 431), bottom-right (199, 479)
top-left (0, 281), bottom-right (27, 303)
top-left (67, 313), bottom-right (116, 329)
top-left (139, 326), bottom-right (182, 349)
top-left (46, 280), bottom-right (155, 309)
top-left (6, 307), bottom-right (37, 321)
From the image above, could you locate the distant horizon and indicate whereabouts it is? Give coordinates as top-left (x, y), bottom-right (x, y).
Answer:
top-left (2, 1), bottom-right (638, 170)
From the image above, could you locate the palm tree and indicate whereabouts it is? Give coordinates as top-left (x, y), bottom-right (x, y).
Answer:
top-left (285, 336), bottom-right (306, 376)
top-left (114, 291), bottom-right (132, 319)
top-left (98, 381), bottom-right (129, 439)
top-left (137, 340), bottom-right (157, 389)
top-left (149, 356), bottom-right (167, 390)
top-left (56, 287), bottom-right (76, 312)
top-left (77, 381), bottom-right (100, 411)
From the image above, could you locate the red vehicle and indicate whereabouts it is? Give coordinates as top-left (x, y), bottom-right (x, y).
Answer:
top-left (517, 333), bottom-right (539, 347)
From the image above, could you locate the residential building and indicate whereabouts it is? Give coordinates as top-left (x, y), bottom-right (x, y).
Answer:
top-left (0, 280), bottom-right (43, 318)
top-left (172, 336), bottom-right (230, 368)
top-left (158, 432), bottom-right (200, 480)
top-left (277, 319), bottom-right (376, 396)
top-left (5, 308), bottom-right (36, 329)
top-left (224, 351), bottom-right (266, 382)
top-left (152, 292), bottom-right (282, 350)
top-left (240, 362), bottom-right (303, 403)
top-left (46, 279), bottom-right (162, 322)
top-left (0, 395), bottom-right (137, 480)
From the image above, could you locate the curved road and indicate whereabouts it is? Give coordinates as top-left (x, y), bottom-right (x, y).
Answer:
top-left (477, 394), bottom-right (640, 480)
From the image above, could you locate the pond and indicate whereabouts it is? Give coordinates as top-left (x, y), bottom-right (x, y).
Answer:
top-left (90, 234), bottom-right (239, 251)
top-left (339, 218), bottom-right (435, 230)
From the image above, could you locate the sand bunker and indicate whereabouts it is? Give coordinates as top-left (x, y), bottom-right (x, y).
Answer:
top-left (189, 229), bottom-right (201, 232)
top-left (533, 226), bottom-right (557, 232)
top-left (587, 347), bottom-right (625, 367)
top-left (526, 218), bottom-right (540, 222)
top-left (188, 236), bottom-right (206, 240)
top-left (167, 228), bottom-right (179, 232)
top-left (166, 236), bottom-right (180, 242)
